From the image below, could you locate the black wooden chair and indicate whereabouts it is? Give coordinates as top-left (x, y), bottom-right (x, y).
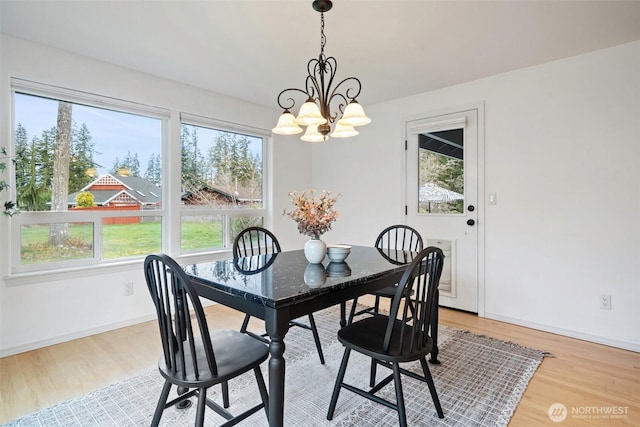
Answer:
top-left (233, 226), bottom-right (325, 365)
top-left (144, 253), bottom-right (269, 427)
top-left (348, 225), bottom-right (424, 323)
top-left (327, 247), bottom-right (445, 427)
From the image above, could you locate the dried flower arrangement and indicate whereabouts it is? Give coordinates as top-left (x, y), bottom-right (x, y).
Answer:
top-left (283, 190), bottom-right (340, 238)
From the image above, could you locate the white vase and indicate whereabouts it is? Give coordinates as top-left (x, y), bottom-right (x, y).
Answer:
top-left (304, 237), bottom-right (326, 264)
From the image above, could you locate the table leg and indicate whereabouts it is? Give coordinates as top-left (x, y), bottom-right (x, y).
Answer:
top-left (265, 308), bottom-right (290, 427)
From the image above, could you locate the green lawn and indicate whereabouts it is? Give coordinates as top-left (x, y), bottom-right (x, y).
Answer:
top-left (20, 221), bottom-right (224, 264)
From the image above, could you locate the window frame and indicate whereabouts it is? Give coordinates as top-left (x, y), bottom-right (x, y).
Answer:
top-left (6, 80), bottom-right (273, 279)
top-left (9, 79), bottom-right (169, 274)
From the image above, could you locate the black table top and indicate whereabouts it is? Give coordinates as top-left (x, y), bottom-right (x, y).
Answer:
top-left (184, 245), bottom-right (415, 309)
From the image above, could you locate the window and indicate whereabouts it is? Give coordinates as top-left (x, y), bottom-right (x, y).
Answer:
top-left (11, 81), bottom-right (166, 273)
top-left (180, 116), bottom-right (267, 253)
top-left (418, 129), bottom-right (464, 214)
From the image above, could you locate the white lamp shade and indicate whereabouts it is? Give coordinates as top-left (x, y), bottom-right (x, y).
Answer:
top-left (330, 123), bottom-right (359, 138)
top-left (295, 100), bottom-right (327, 126)
top-left (272, 112), bottom-right (303, 135)
top-left (301, 124), bottom-right (327, 142)
top-left (339, 100), bottom-right (371, 126)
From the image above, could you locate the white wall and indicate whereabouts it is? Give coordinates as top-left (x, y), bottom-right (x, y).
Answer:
top-left (0, 35), bottom-right (311, 356)
top-left (270, 135), bottom-right (313, 250)
top-left (1, 34), bottom-right (638, 355)
top-left (312, 41), bottom-right (640, 351)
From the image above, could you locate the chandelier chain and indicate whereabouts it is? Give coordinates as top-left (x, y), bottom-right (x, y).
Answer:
top-left (320, 12), bottom-right (326, 58)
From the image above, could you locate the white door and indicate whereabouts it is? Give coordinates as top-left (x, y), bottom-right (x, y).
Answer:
top-left (405, 108), bottom-right (480, 313)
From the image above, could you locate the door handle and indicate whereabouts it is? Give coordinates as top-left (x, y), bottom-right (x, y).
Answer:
top-left (467, 219), bottom-right (475, 226)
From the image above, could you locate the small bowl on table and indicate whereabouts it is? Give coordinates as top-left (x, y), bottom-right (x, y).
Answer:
top-left (326, 244), bottom-right (351, 262)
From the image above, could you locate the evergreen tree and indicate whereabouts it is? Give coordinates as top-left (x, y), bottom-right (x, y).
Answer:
top-left (18, 141), bottom-right (49, 211)
top-left (69, 123), bottom-right (100, 192)
top-left (209, 133), bottom-right (232, 188)
top-left (209, 133), bottom-right (261, 188)
top-left (14, 124), bottom-right (30, 190)
top-left (181, 125), bottom-right (205, 190)
top-left (144, 153), bottom-right (162, 185)
top-left (127, 151), bottom-right (141, 176)
top-left (18, 130), bottom-right (56, 211)
top-left (111, 156), bottom-right (121, 173)
top-left (111, 151), bottom-right (140, 176)
top-left (37, 127), bottom-right (56, 190)
top-left (206, 132), bottom-right (262, 207)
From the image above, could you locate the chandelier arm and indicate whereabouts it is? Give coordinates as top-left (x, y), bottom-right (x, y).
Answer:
top-left (306, 58), bottom-right (323, 100)
top-left (329, 76), bottom-right (363, 102)
top-left (325, 76), bottom-right (363, 121)
top-left (327, 92), bottom-right (349, 120)
top-left (318, 56), bottom-right (337, 121)
top-left (276, 87), bottom-right (314, 111)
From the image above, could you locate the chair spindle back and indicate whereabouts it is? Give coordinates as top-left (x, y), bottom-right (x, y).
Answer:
top-left (144, 254), bottom-right (217, 379)
top-left (383, 247), bottom-right (444, 355)
top-left (233, 226), bottom-right (281, 258)
top-left (375, 225), bottom-right (424, 265)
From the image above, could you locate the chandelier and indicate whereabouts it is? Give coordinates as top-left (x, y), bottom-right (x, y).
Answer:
top-left (272, 0), bottom-right (371, 142)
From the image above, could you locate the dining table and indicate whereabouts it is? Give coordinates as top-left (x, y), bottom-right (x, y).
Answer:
top-left (183, 244), bottom-right (440, 427)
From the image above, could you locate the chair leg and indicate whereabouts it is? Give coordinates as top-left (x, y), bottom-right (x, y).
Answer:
top-left (327, 347), bottom-right (351, 420)
top-left (222, 381), bottom-right (229, 408)
top-left (420, 358), bottom-right (444, 418)
top-left (369, 358), bottom-right (378, 387)
top-left (307, 313), bottom-right (325, 364)
top-left (392, 363), bottom-right (408, 427)
top-left (240, 314), bottom-right (251, 333)
top-left (347, 297), bottom-right (359, 324)
top-left (151, 380), bottom-right (172, 427)
top-left (254, 366), bottom-right (269, 419)
top-left (374, 295), bottom-right (381, 314)
top-left (195, 387), bottom-right (207, 427)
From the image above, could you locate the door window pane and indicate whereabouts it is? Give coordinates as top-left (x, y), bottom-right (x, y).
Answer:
top-left (418, 129), bottom-right (464, 214)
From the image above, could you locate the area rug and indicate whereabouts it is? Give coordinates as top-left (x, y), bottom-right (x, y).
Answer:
top-left (4, 306), bottom-right (547, 426)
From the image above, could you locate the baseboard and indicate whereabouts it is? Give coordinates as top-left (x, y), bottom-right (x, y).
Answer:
top-left (484, 312), bottom-right (640, 353)
top-left (0, 313), bottom-right (157, 358)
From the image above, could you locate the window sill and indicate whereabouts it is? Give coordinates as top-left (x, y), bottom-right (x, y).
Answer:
top-left (4, 249), bottom-right (233, 286)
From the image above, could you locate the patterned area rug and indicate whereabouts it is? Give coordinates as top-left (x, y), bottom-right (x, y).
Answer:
top-left (4, 306), bottom-right (547, 426)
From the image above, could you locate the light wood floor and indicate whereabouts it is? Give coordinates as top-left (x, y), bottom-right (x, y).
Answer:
top-left (1, 300), bottom-right (638, 426)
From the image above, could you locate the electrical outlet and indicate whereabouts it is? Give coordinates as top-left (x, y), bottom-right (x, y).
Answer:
top-left (125, 282), bottom-right (134, 296)
top-left (599, 294), bottom-right (611, 310)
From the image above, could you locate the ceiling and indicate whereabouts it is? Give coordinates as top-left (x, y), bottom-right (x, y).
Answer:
top-left (2, 0), bottom-right (640, 110)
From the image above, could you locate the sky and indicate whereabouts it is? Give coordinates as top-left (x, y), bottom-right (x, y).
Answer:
top-left (13, 92), bottom-right (263, 181)
top-left (14, 92), bottom-right (161, 176)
